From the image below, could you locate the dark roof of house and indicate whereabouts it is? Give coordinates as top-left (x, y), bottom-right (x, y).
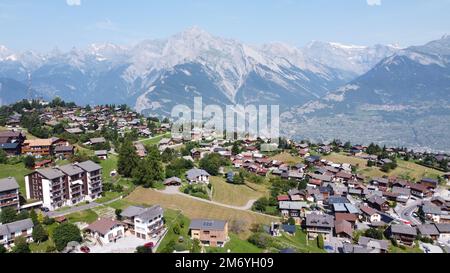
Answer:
top-left (186, 168), bottom-right (210, 180)
top-left (0, 131), bottom-right (23, 138)
top-left (390, 224), bottom-right (417, 236)
top-left (76, 160), bottom-right (102, 172)
top-left (120, 205), bottom-right (146, 218)
top-left (0, 219), bottom-right (34, 236)
top-left (0, 177), bottom-right (19, 192)
top-left (189, 219), bottom-right (227, 231)
top-left (434, 223), bottom-right (450, 233)
top-left (37, 168), bottom-right (65, 180)
top-left (306, 213), bottom-right (334, 228)
top-left (137, 205), bottom-right (164, 222)
top-left (417, 224), bottom-right (439, 236)
top-left (86, 218), bottom-right (122, 236)
top-left (58, 164), bottom-right (84, 176)
top-left (358, 236), bottom-right (389, 251)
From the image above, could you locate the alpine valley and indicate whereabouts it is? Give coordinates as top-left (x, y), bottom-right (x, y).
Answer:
top-left (1, 28), bottom-right (449, 151)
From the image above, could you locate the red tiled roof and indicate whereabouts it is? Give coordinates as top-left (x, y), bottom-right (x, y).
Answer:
top-left (277, 195), bottom-right (290, 201)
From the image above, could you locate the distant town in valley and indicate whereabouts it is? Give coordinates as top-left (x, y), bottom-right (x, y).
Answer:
top-left (0, 98), bottom-right (449, 254)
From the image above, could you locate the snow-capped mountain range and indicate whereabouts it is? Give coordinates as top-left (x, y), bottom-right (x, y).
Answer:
top-left (1, 28), bottom-right (450, 150)
top-left (0, 27), bottom-right (399, 111)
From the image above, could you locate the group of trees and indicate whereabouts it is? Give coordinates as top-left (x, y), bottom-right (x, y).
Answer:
top-left (117, 140), bottom-right (164, 188)
top-left (199, 153), bottom-right (230, 176)
top-left (0, 207), bottom-right (31, 224)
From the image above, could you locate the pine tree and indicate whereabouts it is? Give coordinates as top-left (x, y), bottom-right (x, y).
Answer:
top-left (117, 139), bottom-right (140, 177)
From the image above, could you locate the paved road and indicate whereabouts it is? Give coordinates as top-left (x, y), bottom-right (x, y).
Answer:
top-left (396, 200), bottom-right (423, 225)
top-left (158, 186), bottom-right (278, 218)
top-left (45, 196), bottom-right (123, 218)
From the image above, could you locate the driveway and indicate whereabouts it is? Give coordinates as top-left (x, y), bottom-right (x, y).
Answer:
top-left (88, 236), bottom-right (150, 253)
top-left (45, 196), bottom-right (123, 218)
top-left (395, 200), bottom-right (423, 225)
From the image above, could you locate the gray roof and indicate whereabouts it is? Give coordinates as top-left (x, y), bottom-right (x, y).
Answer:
top-left (279, 201), bottom-right (307, 210)
top-left (392, 186), bottom-right (411, 196)
top-left (421, 202), bottom-right (443, 215)
top-left (342, 243), bottom-right (374, 254)
top-left (390, 224), bottom-right (417, 236)
top-left (0, 177), bottom-right (19, 192)
top-left (90, 137), bottom-right (106, 144)
top-left (120, 205), bottom-right (146, 218)
top-left (76, 160), bottom-right (102, 172)
top-left (95, 150), bottom-right (108, 156)
top-left (137, 205), bottom-right (164, 222)
top-left (121, 205), bottom-right (164, 222)
top-left (37, 168), bottom-right (65, 180)
top-left (58, 164), bottom-right (84, 176)
top-left (358, 236), bottom-right (389, 251)
top-left (305, 213), bottom-right (334, 228)
top-left (0, 219), bottom-right (34, 236)
top-left (435, 223), bottom-right (450, 233)
top-left (186, 168), bottom-right (210, 180)
top-left (417, 224), bottom-right (439, 236)
top-left (189, 219), bottom-right (227, 231)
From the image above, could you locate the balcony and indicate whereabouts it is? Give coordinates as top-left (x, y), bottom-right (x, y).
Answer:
top-left (0, 200), bottom-right (19, 208)
top-left (0, 193), bottom-right (19, 200)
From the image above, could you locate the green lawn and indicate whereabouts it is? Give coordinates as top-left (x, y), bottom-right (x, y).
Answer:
top-left (157, 209), bottom-right (192, 253)
top-left (95, 191), bottom-right (123, 204)
top-left (272, 228), bottom-right (327, 253)
top-left (100, 155), bottom-right (118, 181)
top-left (206, 233), bottom-right (264, 253)
top-left (0, 163), bottom-right (31, 197)
top-left (66, 209), bottom-right (99, 224)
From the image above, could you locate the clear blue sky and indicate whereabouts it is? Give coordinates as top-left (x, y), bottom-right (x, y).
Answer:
top-left (1, 0), bottom-right (449, 51)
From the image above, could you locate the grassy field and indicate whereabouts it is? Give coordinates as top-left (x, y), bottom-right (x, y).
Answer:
top-left (323, 153), bottom-right (368, 167)
top-left (206, 233), bottom-right (264, 253)
top-left (140, 132), bottom-right (172, 146)
top-left (100, 155), bottom-right (118, 181)
top-left (272, 228), bottom-right (326, 253)
top-left (157, 209), bottom-right (192, 253)
top-left (125, 187), bottom-right (278, 238)
top-left (210, 176), bottom-right (269, 207)
top-left (65, 209), bottom-right (99, 224)
top-left (270, 152), bottom-right (302, 165)
top-left (324, 153), bottom-right (444, 181)
top-left (0, 163), bottom-right (31, 197)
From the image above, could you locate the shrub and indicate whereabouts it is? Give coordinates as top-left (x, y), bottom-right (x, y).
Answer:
top-left (248, 233), bottom-right (273, 249)
top-left (317, 234), bottom-right (324, 249)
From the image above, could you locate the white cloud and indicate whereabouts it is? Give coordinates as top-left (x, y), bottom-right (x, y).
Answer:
top-left (367, 0), bottom-right (381, 6)
top-left (66, 0), bottom-right (81, 6)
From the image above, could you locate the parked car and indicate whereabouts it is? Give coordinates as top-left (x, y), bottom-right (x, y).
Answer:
top-left (40, 207), bottom-right (50, 212)
top-left (80, 246), bottom-right (90, 253)
top-left (144, 242), bottom-right (154, 249)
